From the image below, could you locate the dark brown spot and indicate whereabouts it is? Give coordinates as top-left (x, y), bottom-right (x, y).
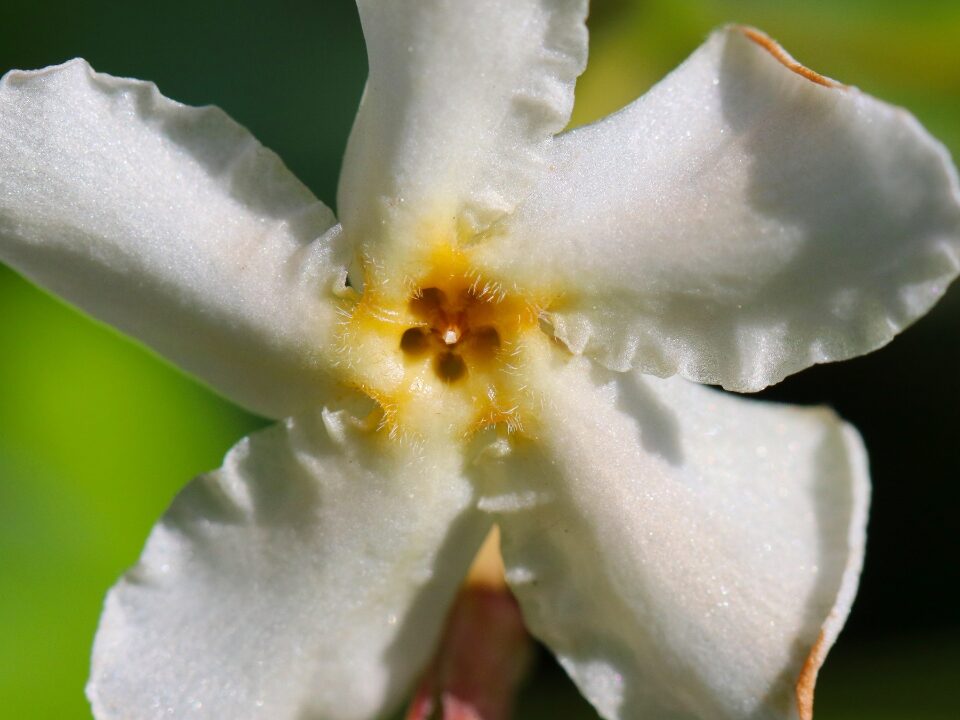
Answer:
top-left (435, 351), bottom-right (467, 383)
top-left (470, 325), bottom-right (501, 358)
top-left (410, 287), bottom-right (447, 319)
top-left (400, 327), bottom-right (431, 355)
top-left (740, 27), bottom-right (840, 88)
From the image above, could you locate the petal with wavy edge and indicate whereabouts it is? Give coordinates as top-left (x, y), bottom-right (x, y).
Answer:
top-left (87, 406), bottom-right (491, 720)
top-left (338, 0), bottom-right (587, 284)
top-left (0, 59), bottom-right (347, 420)
top-left (474, 26), bottom-right (960, 391)
top-left (479, 352), bottom-right (868, 720)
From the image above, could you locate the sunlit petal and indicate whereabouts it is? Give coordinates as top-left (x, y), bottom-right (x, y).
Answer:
top-left (338, 0), bottom-right (588, 282)
top-left (0, 60), bottom-right (348, 419)
top-left (88, 405), bottom-right (491, 720)
top-left (476, 27), bottom-right (960, 391)
top-left (481, 352), bottom-right (868, 719)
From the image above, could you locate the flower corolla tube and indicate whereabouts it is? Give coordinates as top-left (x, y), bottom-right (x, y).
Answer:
top-left (1, 2), bottom-right (959, 719)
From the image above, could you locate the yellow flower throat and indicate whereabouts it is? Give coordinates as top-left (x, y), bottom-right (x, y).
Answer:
top-left (337, 243), bottom-right (550, 441)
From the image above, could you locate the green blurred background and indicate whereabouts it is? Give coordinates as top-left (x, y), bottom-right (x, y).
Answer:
top-left (1, 1), bottom-right (957, 718)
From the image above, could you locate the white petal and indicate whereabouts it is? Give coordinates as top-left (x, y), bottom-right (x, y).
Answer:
top-left (337, 0), bottom-right (587, 279)
top-left (480, 353), bottom-right (868, 720)
top-left (0, 60), bottom-right (347, 419)
top-left (87, 406), bottom-right (490, 720)
top-left (475, 26), bottom-right (960, 391)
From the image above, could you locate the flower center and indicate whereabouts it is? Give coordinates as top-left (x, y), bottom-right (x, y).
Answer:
top-left (400, 286), bottom-right (503, 383)
top-left (336, 245), bottom-right (546, 440)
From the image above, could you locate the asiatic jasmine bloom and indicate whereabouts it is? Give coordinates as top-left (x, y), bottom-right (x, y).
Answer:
top-left (2, 1), bottom-right (959, 718)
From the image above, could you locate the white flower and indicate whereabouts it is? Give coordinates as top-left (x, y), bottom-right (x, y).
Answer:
top-left (2, 2), bottom-right (959, 719)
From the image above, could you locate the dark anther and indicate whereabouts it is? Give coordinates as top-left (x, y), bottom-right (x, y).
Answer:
top-left (435, 351), bottom-right (467, 382)
top-left (471, 326), bottom-right (501, 356)
top-left (400, 327), bottom-right (431, 355)
top-left (409, 287), bottom-right (447, 319)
